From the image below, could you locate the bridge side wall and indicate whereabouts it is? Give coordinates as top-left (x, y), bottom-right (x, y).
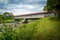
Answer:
top-left (14, 13), bottom-right (54, 19)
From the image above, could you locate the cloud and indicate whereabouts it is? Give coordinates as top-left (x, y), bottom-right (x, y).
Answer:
top-left (5, 4), bottom-right (44, 12)
top-left (0, 0), bottom-right (47, 15)
top-left (21, 0), bottom-right (47, 4)
top-left (0, 0), bottom-right (47, 4)
top-left (0, 0), bottom-right (9, 4)
top-left (6, 4), bottom-right (35, 9)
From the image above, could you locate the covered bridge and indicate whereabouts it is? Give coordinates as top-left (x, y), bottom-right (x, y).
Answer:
top-left (14, 11), bottom-right (54, 19)
top-left (14, 11), bottom-right (54, 23)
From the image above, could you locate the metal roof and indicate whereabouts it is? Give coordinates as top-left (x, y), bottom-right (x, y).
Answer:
top-left (14, 11), bottom-right (54, 17)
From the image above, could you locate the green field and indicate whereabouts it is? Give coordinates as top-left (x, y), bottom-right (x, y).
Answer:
top-left (0, 17), bottom-right (60, 40)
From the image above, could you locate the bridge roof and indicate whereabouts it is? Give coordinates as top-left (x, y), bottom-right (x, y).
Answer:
top-left (14, 11), bottom-right (53, 17)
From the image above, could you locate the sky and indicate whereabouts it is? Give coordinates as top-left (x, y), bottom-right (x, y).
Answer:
top-left (0, 0), bottom-right (47, 15)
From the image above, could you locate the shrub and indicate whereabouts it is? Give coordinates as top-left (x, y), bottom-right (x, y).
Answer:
top-left (5, 20), bottom-right (14, 23)
top-left (0, 26), bottom-right (16, 40)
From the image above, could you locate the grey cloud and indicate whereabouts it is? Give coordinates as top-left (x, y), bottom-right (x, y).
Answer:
top-left (0, 0), bottom-right (47, 14)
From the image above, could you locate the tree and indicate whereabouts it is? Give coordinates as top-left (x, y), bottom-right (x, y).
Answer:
top-left (0, 14), bottom-right (3, 23)
top-left (0, 12), bottom-right (14, 26)
top-left (44, 0), bottom-right (60, 18)
top-left (0, 14), bottom-right (6, 24)
top-left (3, 12), bottom-right (14, 20)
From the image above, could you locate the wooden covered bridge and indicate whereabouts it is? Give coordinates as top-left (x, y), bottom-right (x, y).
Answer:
top-left (14, 11), bottom-right (54, 23)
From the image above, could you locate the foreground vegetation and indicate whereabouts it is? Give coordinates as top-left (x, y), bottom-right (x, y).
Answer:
top-left (0, 17), bottom-right (60, 40)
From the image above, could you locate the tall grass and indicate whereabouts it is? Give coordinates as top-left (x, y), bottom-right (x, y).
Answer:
top-left (0, 26), bottom-right (16, 40)
top-left (0, 17), bottom-right (60, 40)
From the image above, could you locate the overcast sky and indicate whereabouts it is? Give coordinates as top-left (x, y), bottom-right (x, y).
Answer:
top-left (0, 0), bottom-right (47, 15)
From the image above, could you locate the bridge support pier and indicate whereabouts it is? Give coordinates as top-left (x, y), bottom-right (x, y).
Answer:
top-left (23, 18), bottom-right (28, 23)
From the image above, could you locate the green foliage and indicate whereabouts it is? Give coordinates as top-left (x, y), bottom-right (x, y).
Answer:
top-left (0, 26), bottom-right (16, 40)
top-left (0, 17), bottom-right (60, 40)
top-left (15, 18), bottom-right (23, 22)
top-left (5, 20), bottom-right (14, 23)
top-left (44, 0), bottom-right (60, 11)
top-left (0, 12), bottom-right (14, 23)
top-left (3, 12), bottom-right (14, 20)
top-left (0, 14), bottom-right (6, 23)
top-left (44, 0), bottom-right (60, 18)
top-left (34, 17), bottom-right (60, 40)
top-left (15, 22), bottom-right (38, 40)
top-left (15, 17), bottom-right (60, 40)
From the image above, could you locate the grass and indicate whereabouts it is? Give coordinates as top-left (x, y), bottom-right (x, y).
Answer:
top-left (0, 17), bottom-right (60, 40)
top-left (0, 20), bottom-right (14, 23)
top-left (15, 17), bottom-right (60, 40)
top-left (34, 17), bottom-right (60, 40)
top-left (5, 20), bottom-right (14, 23)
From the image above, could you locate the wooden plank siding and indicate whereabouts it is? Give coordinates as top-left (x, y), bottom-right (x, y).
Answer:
top-left (14, 11), bottom-right (54, 19)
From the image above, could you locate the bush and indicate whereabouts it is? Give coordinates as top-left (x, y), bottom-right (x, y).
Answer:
top-left (15, 18), bottom-right (23, 22)
top-left (5, 20), bottom-right (14, 23)
top-left (0, 26), bottom-right (16, 40)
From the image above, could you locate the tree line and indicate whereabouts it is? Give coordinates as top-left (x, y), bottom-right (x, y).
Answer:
top-left (44, 0), bottom-right (60, 18)
top-left (0, 12), bottom-right (14, 24)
